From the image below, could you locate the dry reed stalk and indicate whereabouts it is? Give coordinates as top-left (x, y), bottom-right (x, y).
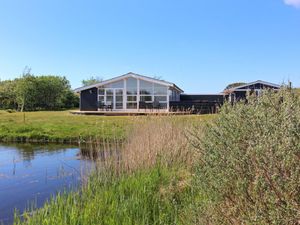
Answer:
top-left (120, 115), bottom-right (194, 172)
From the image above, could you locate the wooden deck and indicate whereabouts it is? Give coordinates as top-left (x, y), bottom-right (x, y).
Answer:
top-left (70, 110), bottom-right (190, 116)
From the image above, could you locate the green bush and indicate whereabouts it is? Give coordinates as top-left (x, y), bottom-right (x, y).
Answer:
top-left (191, 89), bottom-right (300, 224)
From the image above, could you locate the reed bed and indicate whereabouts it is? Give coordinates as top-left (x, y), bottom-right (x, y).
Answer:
top-left (121, 116), bottom-right (195, 172)
top-left (14, 114), bottom-right (209, 225)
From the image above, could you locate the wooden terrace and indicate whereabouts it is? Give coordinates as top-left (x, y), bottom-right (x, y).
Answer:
top-left (70, 110), bottom-right (190, 116)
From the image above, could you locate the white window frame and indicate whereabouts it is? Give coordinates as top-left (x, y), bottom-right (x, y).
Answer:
top-left (97, 77), bottom-right (171, 111)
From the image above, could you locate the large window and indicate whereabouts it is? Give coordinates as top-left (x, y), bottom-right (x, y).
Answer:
top-left (126, 78), bottom-right (137, 109)
top-left (154, 83), bottom-right (168, 95)
top-left (98, 80), bottom-right (124, 106)
top-left (98, 77), bottom-right (170, 110)
top-left (140, 95), bottom-right (152, 102)
top-left (140, 80), bottom-right (153, 95)
top-left (140, 80), bottom-right (169, 107)
top-left (126, 78), bottom-right (137, 95)
top-left (98, 88), bottom-right (105, 103)
top-left (104, 80), bottom-right (124, 89)
top-left (140, 80), bottom-right (153, 103)
top-left (153, 83), bottom-right (168, 108)
top-left (106, 89), bottom-right (113, 104)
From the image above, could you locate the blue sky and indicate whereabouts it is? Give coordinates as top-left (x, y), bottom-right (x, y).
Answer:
top-left (0, 0), bottom-right (300, 93)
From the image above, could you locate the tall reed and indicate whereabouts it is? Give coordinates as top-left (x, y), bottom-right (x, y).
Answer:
top-left (121, 116), bottom-right (195, 172)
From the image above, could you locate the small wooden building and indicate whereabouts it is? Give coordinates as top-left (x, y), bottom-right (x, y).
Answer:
top-left (223, 80), bottom-right (281, 103)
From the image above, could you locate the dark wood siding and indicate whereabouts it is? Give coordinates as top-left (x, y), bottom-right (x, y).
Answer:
top-left (170, 101), bottom-right (222, 114)
top-left (234, 92), bottom-right (247, 101)
top-left (180, 94), bottom-right (224, 102)
top-left (80, 88), bottom-right (98, 111)
top-left (169, 94), bottom-right (224, 114)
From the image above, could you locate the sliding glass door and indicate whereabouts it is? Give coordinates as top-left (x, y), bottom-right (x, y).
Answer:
top-left (98, 88), bottom-right (124, 110)
top-left (105, 89), bottom-right (114, 109)
top-left (115, 89), bottom-right (123, 110)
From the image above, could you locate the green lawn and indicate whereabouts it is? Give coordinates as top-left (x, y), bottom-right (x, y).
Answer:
top-left (0, 110), bottom-right (213, 143)
top-left (0, 110), bottom-right (131, 143)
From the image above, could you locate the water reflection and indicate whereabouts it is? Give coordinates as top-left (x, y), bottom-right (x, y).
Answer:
top-left (0, 143), bottom-right (119, 225)
top-left (3, 143), bottom-right (73, 162)
top-left (79, 143), bottom-right (122, 161)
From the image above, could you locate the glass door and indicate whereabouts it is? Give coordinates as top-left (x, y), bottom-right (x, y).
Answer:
top-left (105, 89), bottom-right (114, 110)
top-left (114, 89), bottom-right (123, 110)
top-left (103, 88), bottom-right (124, 110)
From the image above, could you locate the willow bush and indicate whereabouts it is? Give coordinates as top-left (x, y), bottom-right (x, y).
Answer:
top-left (191, 89), bottom-right (300, 224)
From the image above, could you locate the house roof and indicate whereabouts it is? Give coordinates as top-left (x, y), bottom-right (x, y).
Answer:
top-left (74, 72), bottom-right (184, 93)
top-left (223, 80), bottom-right (281, 94)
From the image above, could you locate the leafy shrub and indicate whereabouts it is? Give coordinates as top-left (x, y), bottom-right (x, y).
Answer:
top-left (191, 89), bottom-right (300, 224)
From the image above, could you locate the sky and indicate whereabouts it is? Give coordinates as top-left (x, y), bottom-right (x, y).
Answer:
top-left (0, 0), bottom-right (300, 93)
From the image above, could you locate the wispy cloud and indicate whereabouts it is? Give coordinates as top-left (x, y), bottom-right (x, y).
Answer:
top-left (284, 0), bottom-right (300, 8)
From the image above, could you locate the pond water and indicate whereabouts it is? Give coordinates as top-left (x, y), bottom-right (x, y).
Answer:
top-left (0, 143), bottom-right (95, 224)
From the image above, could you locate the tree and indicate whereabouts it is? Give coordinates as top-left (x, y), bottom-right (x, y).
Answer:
top-left (34, 76), bottom-right (70, 109)
top-left (225, 82), bottom-right (246, 90)
top-left (0, 70), bottom-right (79, 111)
top-left (0, 80), bottom-right (18, 109)
top-left (81, 76), bottom-right (103, 86)
top-left (62, 91), bottom-right (79, 109)
top-left (15, 72), bottom-right (37, 112)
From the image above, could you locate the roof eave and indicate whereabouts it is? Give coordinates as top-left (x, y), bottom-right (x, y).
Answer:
top-left (74, 72), bottom-right (184, 93)
top-left (226, 80), bottom-right (281, 91)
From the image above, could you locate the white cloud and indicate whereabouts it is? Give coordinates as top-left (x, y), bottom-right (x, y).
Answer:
top-left (284, 0), bottom-right (300, 8)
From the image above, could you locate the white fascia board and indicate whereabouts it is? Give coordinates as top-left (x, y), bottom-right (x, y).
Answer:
top-left (74, 74), bottom-right (129, 93)
top-left (74, 72), bottom-right (184, 93)
top-left (233, 88), bottom-right (280, 92)
top-left (232, 80), bottom-right (281, 90)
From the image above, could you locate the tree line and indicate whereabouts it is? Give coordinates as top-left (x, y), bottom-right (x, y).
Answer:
top-left (0, 72), bottom-right (79, 111)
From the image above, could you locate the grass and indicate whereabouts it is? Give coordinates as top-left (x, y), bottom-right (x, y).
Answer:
top-left (14, 166), bottom-right (199, 225)
top-left (0, 110), bottom-right (131, 143)
top-left (0, 110), bottom-right (213, 143)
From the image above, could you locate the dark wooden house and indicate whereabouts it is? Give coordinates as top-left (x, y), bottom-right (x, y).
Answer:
top-left (74, 72), bottom-right (183, 112)
top-left (223, 80), bottom-right (281, 103)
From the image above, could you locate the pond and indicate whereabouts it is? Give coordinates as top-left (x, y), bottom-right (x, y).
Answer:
top-left (0, 143), bottom-right (99, 224)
